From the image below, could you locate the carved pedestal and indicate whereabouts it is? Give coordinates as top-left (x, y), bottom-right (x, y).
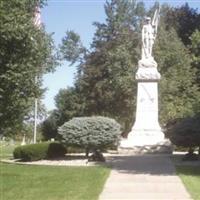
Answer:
top-left (119, 59), bottom-right (172, 154)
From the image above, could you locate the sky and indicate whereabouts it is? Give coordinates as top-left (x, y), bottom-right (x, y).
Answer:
top-left (41, 0), bottom-right (200, 111)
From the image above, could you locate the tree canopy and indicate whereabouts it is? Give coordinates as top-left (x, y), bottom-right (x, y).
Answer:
top-left (0, 0), bottom-right (57, 136)
top-left (155, 25), bottom-right (200, 123)
top-left (164, 3), bottom-right (200, 46)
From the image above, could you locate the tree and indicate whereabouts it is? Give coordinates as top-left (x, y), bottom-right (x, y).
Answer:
top-left (60, 0), bottom-right (145, 132)
top-left (190, 30), bottom-right (200, 86)
top-left (0, 0), bottom-right (57, 135)
top-left (55, 87), bottom-right (85, 125)
top-left (41, 87), bottom-right (85, 140)
top-left (164, 3), bottom-right (200, 46)
top-left (41, 110), bottom-right (60, 140)
top-left (154, 25), bottom-right (200, 124)
top-left (157, 4), bottom-right (200, 123)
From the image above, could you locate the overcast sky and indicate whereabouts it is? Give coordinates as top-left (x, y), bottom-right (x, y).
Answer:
top-left (41, 0), bottom-right (200, 111)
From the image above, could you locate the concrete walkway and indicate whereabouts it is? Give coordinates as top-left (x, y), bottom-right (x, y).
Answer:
top-left (99, 154), bottom-right (191, 200)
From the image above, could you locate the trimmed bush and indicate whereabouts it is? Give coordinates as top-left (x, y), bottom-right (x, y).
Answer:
top-left (47, 142), bottom-right (67, 159)
top-left (58, 116), bottom-right (121, 157)
top-left (13, 142), bottom-right (66, 161)
top-left (165, 115), bottom-right (200, 156)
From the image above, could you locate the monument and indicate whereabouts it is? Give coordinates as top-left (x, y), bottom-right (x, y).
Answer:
top-left (120, 8), bottom-right (172, 153)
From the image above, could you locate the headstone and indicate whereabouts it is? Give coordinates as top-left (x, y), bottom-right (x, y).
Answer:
top-left (21, 134), bottom-right (26, 146)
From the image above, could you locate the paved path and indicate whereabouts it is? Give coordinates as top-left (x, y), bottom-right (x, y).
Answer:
top-left (99, 154), bottom-right (191, 200)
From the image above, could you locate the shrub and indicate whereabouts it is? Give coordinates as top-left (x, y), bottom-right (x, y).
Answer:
top-left (58, 116), bottom-right (121, 158)
top-left (47, 142), bottom-right (67, 159)
top-left (165, 115), bottom-right (200, 155)
top-left (13, 142), bottom-right (66, 161)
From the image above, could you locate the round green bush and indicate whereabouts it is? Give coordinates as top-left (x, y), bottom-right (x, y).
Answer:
top-left (165, 116), bottom-right (200, 148)
top-left (13, 142), bottom-right (66, 161)
top-left (58, 116), bottom-right (121, 155)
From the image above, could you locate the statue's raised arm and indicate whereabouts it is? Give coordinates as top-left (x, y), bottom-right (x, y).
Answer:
top-left (141, 7), bottom-right (160, 61)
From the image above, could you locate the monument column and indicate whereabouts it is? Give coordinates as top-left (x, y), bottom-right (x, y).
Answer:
top-left (121, 59), bottom-right (165, 147)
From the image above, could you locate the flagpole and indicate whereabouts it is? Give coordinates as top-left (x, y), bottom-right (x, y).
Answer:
top-left (33, 76), bottom-right (38, 144)
top-left (33, 6), bottom-right (41, 144)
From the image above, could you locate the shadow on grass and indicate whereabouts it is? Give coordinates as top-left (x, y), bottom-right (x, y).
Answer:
top-left (176, 165), bottom-right (200, 175)
top-left (172, 153), bottom-right (200, 167)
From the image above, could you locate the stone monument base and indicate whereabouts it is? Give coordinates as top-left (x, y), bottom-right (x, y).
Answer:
top-left (118, 131), bottom-right (173, 154)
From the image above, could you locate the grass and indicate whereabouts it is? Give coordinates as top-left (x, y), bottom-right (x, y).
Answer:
top-left (0, 145), bottom-right (110, 200)
top-left (0, 163), bottom-right (110, 200)
top-left (176, 166), bottom-right (200, 200)
top-left (0, 144), bottom-right (16, 159)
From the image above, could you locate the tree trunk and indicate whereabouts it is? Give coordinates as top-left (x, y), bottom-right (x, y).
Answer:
top-left (85, 148), bottom-right (89, 158)
top-left (188, 147), bottom-right (194, 155)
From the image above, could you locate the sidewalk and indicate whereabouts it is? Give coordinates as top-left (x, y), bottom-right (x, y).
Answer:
top-left (99, 154), bottom-right (191, 200)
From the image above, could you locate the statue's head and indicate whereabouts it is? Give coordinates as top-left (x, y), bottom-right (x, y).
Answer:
top-left (145, 17), bottom-right (151, 24)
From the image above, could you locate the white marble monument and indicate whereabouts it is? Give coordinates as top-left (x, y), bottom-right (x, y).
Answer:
top-left (120, 8), bottom-right (171, 153)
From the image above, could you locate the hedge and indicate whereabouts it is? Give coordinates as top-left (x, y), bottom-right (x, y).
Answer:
top-left (13, 142), bottom-right (66, 161)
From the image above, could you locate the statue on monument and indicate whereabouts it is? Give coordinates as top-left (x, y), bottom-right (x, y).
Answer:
top-left (137, 7), bottom-right (161, 79)
top-left (142, 8), bottom-right (160, 61)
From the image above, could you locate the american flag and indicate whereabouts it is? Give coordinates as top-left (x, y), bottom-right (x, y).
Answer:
top-left (34, 6), bottom-right (41, 28)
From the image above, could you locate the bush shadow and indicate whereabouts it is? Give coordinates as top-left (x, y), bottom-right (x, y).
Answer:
top-left (172, 153), bottom-right (200, 167)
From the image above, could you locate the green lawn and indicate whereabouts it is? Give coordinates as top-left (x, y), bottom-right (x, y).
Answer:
top-left (0, 163), bottom-right (110, 200)
top-left (0, 144), bottom-right (16, 159)
top-left (0, 145), bottom-right (110, 200)
top-left (176, 166), bottom-right (200, 200)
